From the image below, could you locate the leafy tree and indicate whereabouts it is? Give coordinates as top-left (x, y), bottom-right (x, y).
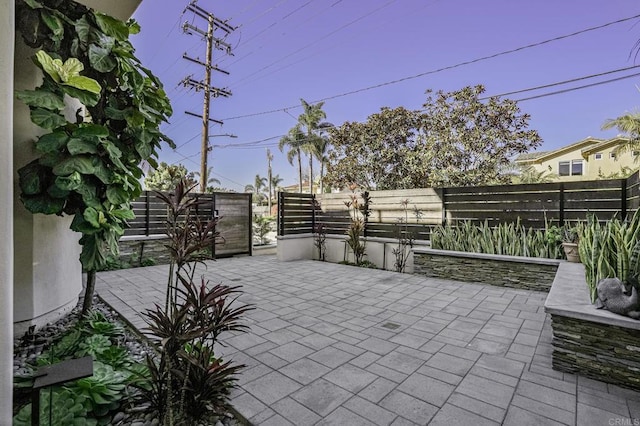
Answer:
top-left (144, 162), bottom-right (195, 191)
top-left (14, 0), bottom-right (173, 316)
top-left (602, 111), bottom-right (640, 160)
top-left (513, 165), bottom-right (557, 184)
top-left (325, 85), bottom-right (541, 190)
top-left (278, 126), bottom-right (306, 192)
top-left (247, 174), bottom-right (267, 205)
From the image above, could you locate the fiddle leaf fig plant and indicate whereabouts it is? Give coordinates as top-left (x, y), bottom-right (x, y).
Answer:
top-left (15, 0), bottom-right (174, 316)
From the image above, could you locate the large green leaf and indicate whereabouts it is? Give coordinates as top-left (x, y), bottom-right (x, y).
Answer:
top-left (106, 185), bottom-right (128, 205)
top-left (61, 85), bottom-right (100, 107)
top-left (74, 16), bottom-right (91, 44)
top-left (71, 213), bottom-right (100, 235)
top-left (35, 131), bottom-right (68, 153)
top-left (83, 207), bottom-right (101, 228)
top-left (127, 20), bottom-right (141, 35)
top-left (16, 89), bottom-right (64, 110)
top-left (40, 10), bottom-right (63, 40)
top-left (67, 138), bottom-right (98, 155)
top-left (64, 76), bottom-right (102, 95)
top-left (110, 208), bottom-right (135, 220)
top-left (23, 0), bottom-right (43, 9)
top-left (31, 108), bottom-right (66, 130)
top-left (52, 155), bottom-right (95, 176)
top-left (35, 50), bottom-right (62, 83)
top-left (101, 140), bottom-right (126, 170)
top-left (73, 124), bottom-right (109, 139)
top-left (18, 161), bottom-right (46, 195)
top-left (95, 14), bottom-right (129, 41)
top-left (88, 44), bottom-right (116, 73)
top-left (22, 194), bottom-right (65, 215)
top-left (38, 151), bottom-right (65, 167)
top-left (79, 233), bottom-right (102, 269)
top-left (47, 183), bottom-right (69, 199)
top-left (55, 171), bottom-right (82, 191)
top-left (91, 159), bottom-right (113, 184)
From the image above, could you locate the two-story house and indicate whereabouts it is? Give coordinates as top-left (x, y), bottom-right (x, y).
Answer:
top-left (515, 136), bottom-right (637, 181)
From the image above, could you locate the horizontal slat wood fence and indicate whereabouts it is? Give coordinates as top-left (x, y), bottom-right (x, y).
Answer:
top-left (277, 171), bottom-right (640, 238)
top-left (125, 191), bottom-right (252, 257)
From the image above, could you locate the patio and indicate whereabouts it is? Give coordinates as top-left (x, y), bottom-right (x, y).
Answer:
top-left (96, 255), bottom-right (640, 425)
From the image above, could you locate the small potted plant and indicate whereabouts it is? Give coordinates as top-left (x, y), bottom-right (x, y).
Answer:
top-left (562, 226), bottom-right (580, 262)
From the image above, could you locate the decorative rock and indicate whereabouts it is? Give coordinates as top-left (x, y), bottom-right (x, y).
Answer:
top-left (113, 412), bottom-right (126, 423)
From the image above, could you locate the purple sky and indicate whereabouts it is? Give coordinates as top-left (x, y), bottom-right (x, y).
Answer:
top-left (131, 0), bottom-right (640, 191)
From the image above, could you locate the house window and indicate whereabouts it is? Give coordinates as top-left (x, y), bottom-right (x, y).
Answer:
top-left (571, 159), bottom-right (583, 176)
top-left (559, 160), bottom-right (583, 176)
top-left (559, 161), bottom-right (570, 176)
top-left (594, 153), bottom-right (603, 160)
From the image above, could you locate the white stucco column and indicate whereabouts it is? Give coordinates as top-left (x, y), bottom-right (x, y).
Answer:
top-left (0, 0), bottom-right (15, 421)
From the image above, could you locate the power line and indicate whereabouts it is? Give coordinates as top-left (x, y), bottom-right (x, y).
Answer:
top-left (481, 65), bottom-right (640, 99)
top-left (221, 12), bottom-right (640, 121)
top-left (513, 71), bottom-right (640, 102)
top-left (228, 0), bottom-right (398, 89)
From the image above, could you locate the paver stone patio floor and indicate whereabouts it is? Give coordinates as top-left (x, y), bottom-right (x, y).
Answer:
top-left (96, 255), bottom-right (640, 425)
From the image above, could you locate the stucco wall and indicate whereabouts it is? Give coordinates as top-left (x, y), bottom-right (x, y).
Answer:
top-left (0, 0), bottom-right (14, 420)
top-left (12, 38), bottom-right (83, 335)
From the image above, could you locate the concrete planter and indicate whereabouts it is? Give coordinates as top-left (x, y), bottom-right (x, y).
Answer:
top-left (562, 242), bottom-right (580, 263)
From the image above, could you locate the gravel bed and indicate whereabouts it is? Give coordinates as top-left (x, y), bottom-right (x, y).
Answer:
top-left (13, 297), bottom-right (243, 426)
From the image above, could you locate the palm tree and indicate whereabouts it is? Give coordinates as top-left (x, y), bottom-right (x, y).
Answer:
top-left (298, 99), bottom-right (331, 193)
top-left (270, 174), bottom-right (284, 204)
top-left (194, 167), bottom-right (221, 192)
top-left (602, 112), bottom-right (640, 160)
top-left (310, 137), bottom-right (330, 194)
top-left (254, 174), bottom-right (267, 205)
top-left (279, 125), bottom-right (306, 192)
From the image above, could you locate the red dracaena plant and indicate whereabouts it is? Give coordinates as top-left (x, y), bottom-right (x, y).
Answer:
top-left (140, 275), bottom-right (253, 425)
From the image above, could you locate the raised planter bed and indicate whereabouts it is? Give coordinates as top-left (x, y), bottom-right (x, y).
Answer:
top-left (545, 263), bottom-right (640, 390)
top-left (412, 248), bottom-right (559, 292)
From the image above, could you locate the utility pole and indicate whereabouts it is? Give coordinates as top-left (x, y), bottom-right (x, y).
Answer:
top-left (181, 1), bottom-right (235, 193)
top-left (267, 149), bottom-right (273, 214)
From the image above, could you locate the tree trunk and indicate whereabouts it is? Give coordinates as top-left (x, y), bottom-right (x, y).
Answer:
top-left (309, 154), bottom-right (313, 194)
top-left (81, 269), bottom-right (96, 318)
top-left (297, 149), bottom-right (302, 193)
top-left (320, 161), bottom-right (325, 194)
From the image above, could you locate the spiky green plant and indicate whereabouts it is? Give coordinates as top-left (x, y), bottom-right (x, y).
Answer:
top-left (431, 219), bottom-right (563, 259)
top-left (578, 211), bottom-right (640, 303)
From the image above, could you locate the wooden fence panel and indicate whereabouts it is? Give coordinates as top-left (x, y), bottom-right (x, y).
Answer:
top-left (123, 191), bottom-right (252, 257)
top-left (277, 171), bottom-right (640, 238)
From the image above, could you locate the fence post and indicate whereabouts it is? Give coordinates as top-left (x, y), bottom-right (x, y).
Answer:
top-left (312, 194), bottom-right (316, 234)
top-left (278, 192), bottom-right (284, 236)
top-left (559, 183), bottom-right (565, 226)
top-left (145, 191), bottom-right (150, 236)
top-left (440, 187), bottom-right (447, 225)
top-left (212, 193), bottom-right (217, 258)
top-left (621, 178), bottom-right (628, 220)
top-left (248, 193), bottom-right (253, 256)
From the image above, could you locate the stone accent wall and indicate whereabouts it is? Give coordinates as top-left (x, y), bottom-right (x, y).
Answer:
top-left (551, 314), bottom-right (640, 390)
top-left (118, 238), bottom-right (172, 266)
top-left (413, 251), bottom-right (557, 292)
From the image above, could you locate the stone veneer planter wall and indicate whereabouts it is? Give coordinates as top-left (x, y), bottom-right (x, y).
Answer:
top-left (545, 262), bottom-right (640, 391)
top-left (412, 248), bottom-right (559, 292)
top-left (119, 236), bottom-right (171, 265)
